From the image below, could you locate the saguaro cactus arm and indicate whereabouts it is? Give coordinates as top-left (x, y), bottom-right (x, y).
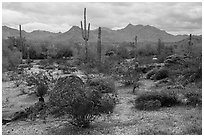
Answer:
top-left (87, 23), bottom-right (90, 40)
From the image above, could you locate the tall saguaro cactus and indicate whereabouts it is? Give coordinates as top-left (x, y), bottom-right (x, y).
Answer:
top-left (157, 38), bottom-right (162, 55)
top-left (134, 35), bottom-right (138, 62)
top-left (19, 25), bottom-right (23, 62)
top-left (19, 25), bottom-right (22, 50)
top-left (188, 34), bottom-right (192, 56)
top-left (19, 25), bottom-right (30, 63)
top-left (97, 27), bottom-right (102, 65)
top-left (80, 8), bottom-right (90, 61)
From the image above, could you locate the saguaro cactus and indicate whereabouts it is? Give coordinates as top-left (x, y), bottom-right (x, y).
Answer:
top-left (134, 35), bottom-right (138, 62)
top-left (19, 25), bottom-right (23, 62)
top-left (97, 27), bottom-right (102, 65)
top-left (19, 25), bottom-right (30, 63)
top-left (80, 8), bottom-right (90, 61)
top-left (188, 34), bottom-right (192, 55)
top-left (19, 25), bottom-right (22, 40)
top-left (19, 25), bottom-right (22, 50)
top-left (157, 38), bottom-right (162, 55)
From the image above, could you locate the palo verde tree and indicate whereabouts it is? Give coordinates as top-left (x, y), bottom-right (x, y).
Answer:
top-left (80, 8), bottom-right (90, 62)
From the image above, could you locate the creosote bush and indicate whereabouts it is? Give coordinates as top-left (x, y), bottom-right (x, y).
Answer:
top-left (48, 75), bottom-right (117, 128)
top-left (152, 68), bottom-right (169, 80)
top-left (88, 76), bottom-right (116, 94)
top-left (145, 67), bottom-right (169, 81)
top-left (134, 89), bottom-right (181, 111)
top-left (146, 68), bottom-right (158, 79)
top-left (181, 88), bottom-right (202, 107)
top-left (185, 92), bottom-right (202, 107)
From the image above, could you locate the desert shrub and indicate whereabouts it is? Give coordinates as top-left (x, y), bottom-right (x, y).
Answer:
top-left (157, 53), bottom-right (169, 63)
top-left (181, 59), bottom-right (202, 85)
top-left (77, 58), bottom-right (99, 74)
top-left (25, 71), bottom-right (55, 97)
top-left (38, 59), bottom-right (56, 67)
top-left (146, 68), bottom-right (158, 79)
top-left (183, 124), bottom-right (202, 135)
top-left (2, 57), bottom-right (10, 72)
top-left (138, 127), bottom-right (169, 135)
top-left (2, 39), bottom-right (22, 71)
top-left (98, 58), bottom-right (116, 74)
top-left (134, 89), bottom-right (181, 110)
top-left (117, 60), bottom-right (143, 86)
top-left (8, 71), bottom-right (27, 87)
top-left (164, 55), bottom-right (202, 87)
top-left (152, 68), bottom-right (169, 80)
top-left (88, 77), bottom-right (116, 94)
top-left (48, 75), bottom-right (117, 128)
top-left (182, 89), bottom-right (202, 107)
top-left (116, 46), bottom-right (130, 59)
top-left (122, 71), bottom-right (141, 87)
top-left (36, 83), bottom-right (48, 97)
top-left (98, 94), bottom-right (117, 114)
top-left (185, 93), bottom-right (202, 107)
top-left (55, 47), bottom-right (73, 59)
top-left (135, 99), bottom-right (161, 111)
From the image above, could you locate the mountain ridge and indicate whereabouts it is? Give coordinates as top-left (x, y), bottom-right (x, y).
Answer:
top-left (2, 24), bottom-right (190, 43)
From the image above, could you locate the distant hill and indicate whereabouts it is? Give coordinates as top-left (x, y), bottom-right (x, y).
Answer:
top-left (2, 24), bottom-right (190, 43)
top-left (165, 35), bottom-right (202, 55)
top-left (28, 30), bottom-right (60, 41)
top-left (2, 26), bottom-right (28, 39)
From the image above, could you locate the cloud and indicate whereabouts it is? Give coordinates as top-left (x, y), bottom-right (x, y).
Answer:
top-left (2, 9), bottom-right (35, 25)
top-left (2, 2), bottom-right (202, 35)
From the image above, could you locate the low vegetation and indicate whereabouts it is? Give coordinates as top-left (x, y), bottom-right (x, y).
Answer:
top-left (134, 85), bottom-right (202, 111)
top-left (134, 89), bottom-right (181, 111)
top-left (88, 76), bottom-right (116, 94)
top-left (48, 75), bottom-right (117, 128)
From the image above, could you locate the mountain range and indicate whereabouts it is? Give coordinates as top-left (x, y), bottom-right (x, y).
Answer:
top-left (2, 24), bottom-right (190, 43)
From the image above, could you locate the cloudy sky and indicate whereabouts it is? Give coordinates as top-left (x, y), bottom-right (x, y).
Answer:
top-left (2, 2), bottom-right (202, 35)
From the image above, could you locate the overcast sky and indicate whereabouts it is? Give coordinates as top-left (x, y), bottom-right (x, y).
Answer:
top-left (2, 2), bottom-right (202, 35)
